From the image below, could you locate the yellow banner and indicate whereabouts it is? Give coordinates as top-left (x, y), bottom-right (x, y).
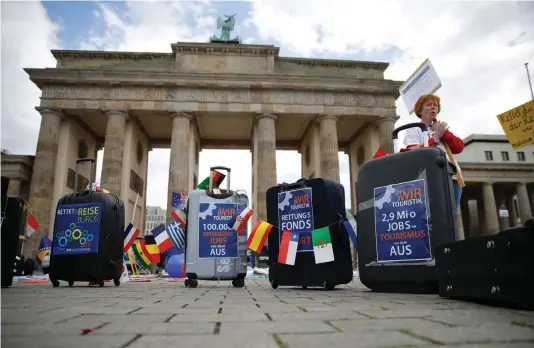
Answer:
top-left (496, 99), bottom-right (534, 150)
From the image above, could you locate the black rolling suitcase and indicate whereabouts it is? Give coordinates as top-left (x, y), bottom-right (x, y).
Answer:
top-left (1, 195), bottom-right (25, 288)
top-left (357, 123), bottom-right (459, 294)
top-left (49, 157), bottom-right (125, 287)
top-left (435, 219), bottom-right (534, 310)
top-left (266, 178), bottom-right (353, 290)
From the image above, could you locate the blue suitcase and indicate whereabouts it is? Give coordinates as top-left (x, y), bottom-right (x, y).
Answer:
top-left (356, 123), bottom-right (459, 294)
top-left (266, 178), bottom-right (353, 290)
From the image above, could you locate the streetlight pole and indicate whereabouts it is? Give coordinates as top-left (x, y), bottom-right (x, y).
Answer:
top-left (525, 63), bottom-right (534, 101)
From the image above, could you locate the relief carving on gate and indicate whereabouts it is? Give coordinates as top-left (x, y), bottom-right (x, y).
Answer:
top-left (42, 86), bottom-right (391, 108)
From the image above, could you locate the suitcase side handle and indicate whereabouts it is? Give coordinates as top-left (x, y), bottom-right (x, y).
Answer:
top-left (281, 178), bottom-right (307, 192)
top-left (74, 157), bottom-right (96, 194)
top-left (209, 166), bottom-right (231, 192)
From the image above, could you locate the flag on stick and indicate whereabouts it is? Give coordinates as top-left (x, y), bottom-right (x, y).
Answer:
top-left (36, 236), bottom-right (52, 266)
top-left (278, 230), bottom-right (300, 265)
top-left (246, 220), bottom-right (273, 253)
top-left (343, 215), bottom-right (358, 250)
top-left (312, 227), bottom-right (335, 264)
top-left (229, 206), bottom-right (253, 234)
top-left (152, 223), bottom-right (173, 253)
top-left (197, 170), bottom-right (225, 189)
top-left (167, 220), bottom-right (186, 250)
top-left (132, 240), bottom-right (151, 268)
top-left (144, 240), bottom-right (161, 264)
top-left (373, 148), bottom-right (388, 159)
top-left (26, 214), bottom-right (39, 238)
top-left (123, 223), bottom-right (141, 252)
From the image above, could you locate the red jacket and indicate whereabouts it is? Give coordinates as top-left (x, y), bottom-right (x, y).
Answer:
top-left (402, 130), bottom-right (464, 154)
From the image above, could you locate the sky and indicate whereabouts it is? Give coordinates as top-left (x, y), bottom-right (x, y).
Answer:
top-left (2, 0), bottom-right (534, 212)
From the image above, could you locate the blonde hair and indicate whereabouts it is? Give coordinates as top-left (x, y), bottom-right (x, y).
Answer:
top-left (414, 95), bottom-right (441, 118)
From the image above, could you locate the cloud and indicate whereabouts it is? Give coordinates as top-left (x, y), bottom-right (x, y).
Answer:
top-left (1, 1), bottom-right (60, 154)
top-left (247, 0), bottom-right (534, 140)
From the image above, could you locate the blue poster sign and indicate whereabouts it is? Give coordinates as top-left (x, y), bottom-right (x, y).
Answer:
top-left (278, 188), bottom-right (314, 252)
top-left (198, 202), bottom-right (238, 259)
top-left (374, 179), bottom-right (431, 262)
top-left (52, 202), bottom-right (102, 255)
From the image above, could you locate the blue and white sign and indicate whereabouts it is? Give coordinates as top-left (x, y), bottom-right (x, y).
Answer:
top-left (53, 202), bottom-right (102, 255)
top-left (278, 188), bottom-right (314, 252)
top-left (198, 202), bottom-right (238, 259)
top-left (374, 179), bottom-right (431, 262)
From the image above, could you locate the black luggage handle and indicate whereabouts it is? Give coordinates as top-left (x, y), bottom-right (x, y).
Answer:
top-left (280, 178), bottom-right (307, 192)
top-left (392, 123), bottom-right (428, 140)
top-left (74, 157), bottom-right (96, 194)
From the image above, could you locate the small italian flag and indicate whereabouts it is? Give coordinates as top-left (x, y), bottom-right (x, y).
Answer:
top-left (26, 215), bottom-right (40, 238)
top-left (312, 226), bottom-right (335, 264)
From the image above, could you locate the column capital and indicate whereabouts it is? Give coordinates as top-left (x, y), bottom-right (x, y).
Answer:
top-left (103, 109), bottom-right (129, 120)
top-left (374, 115), bottom-right (399, 125)
top-left (483, 181), bottom-right (495, 186)
top-left (317, 114), bottom-right (338, 122)
top-left (35, 107), bottom-right (64, 120)
top-left (170, 111), bottom-right (194, 120)
top-left (254, 113), bottom-right (277, 123)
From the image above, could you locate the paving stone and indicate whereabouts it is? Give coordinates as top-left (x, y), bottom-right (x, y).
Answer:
top-left (168, 311), bottom-right (270, 322)
top-left (278, 331), bottom-right (428, 348)
top-left (269, 310), bottom-right (366, 321)
top-left (95, 321), bottom-right (215, 335)
top-left (220, 320), bottom-right (337, 334)
top-left (408, 323), bottom-right (534, 344)
top-left (128, 333), bottom-right (279, 348)
top-left (135, 306), bottom-right (218, 314)
top-left (1, 335), bottom-right (137, 348)
top-left (329, 317), bottom-right (453, 332)
top-left (60, 314), bottom-right (172, 327)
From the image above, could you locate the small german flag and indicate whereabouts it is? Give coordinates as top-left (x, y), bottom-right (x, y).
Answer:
top-left (132, 240), bottom-right (151, 268)
top-left (197, 170), bottom-right (225, 189)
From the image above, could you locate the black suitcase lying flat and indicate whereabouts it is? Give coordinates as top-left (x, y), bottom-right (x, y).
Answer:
top-left (266, 178), bottom-right (353, 290)
top-left (1, 196), bottom-right (25, 288)
top-left (435, 220), bottom-right (534, 310)
top-left (49, 158), bottom-right (125, 287)
top-left (357, 123), bottom-right (459, 294)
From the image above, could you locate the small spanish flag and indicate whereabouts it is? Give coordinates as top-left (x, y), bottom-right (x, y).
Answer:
top-left (132, 240), bottom-right (151, 268)
top-left (246, 220), bottom-right (273, 253)
top-left (197, 170), bottom-right (226, 189)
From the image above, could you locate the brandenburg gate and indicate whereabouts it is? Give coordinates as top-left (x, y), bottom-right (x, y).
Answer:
top-left (22, 41), bottom-right (402, 257)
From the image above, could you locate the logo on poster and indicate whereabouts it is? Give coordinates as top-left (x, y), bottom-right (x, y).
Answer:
top-left (198, 203), bottom-right (238, 258)
top-left (278, 188), bottom-right (314, 252)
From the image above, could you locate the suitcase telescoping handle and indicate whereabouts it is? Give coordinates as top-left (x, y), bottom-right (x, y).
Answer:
top-left (74, 157), bottom-right (96, 194)
top-left (209, 166), bottom-right (231, 192)
top-left (392, 123), bottom-right (428, 153)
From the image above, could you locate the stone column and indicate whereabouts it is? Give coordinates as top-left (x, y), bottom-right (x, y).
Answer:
top-left (507, 194), bottom-right (519, 227)
top-left (100, 109), bottom-right (128, 196)
top-left (376, 117), bottom-right (397, 154)
top-left (7, 178), bottom-right (21, 196)
top-left (23, 107), bottom-right (64, 258)
top-left (167, 112), bottom-right (193, 222)
top-left (516, 182), bottom-right (533, 223)
top-left (318, 115), bottom-right (340, 182)
top-left (482, 182), bottom-right (499, 235)
top-left (253, 114), bottom-right (277, 222)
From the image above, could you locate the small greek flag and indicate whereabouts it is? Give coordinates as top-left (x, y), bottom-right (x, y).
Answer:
top-left (167, 220), bottom-right (186, 250)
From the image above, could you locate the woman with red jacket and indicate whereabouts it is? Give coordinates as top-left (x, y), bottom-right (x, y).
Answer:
top-left (403, 94), bottom-right (465, 211)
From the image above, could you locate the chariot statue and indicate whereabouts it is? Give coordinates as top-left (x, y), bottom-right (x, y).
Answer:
top-left (210, 14), bottom-right (241, 44)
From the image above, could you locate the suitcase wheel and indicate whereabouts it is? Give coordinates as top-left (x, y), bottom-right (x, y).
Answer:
top-left (68, 281), bottom-right (74, 287)
top-left (51, 279), bottom-right (60, 288)
top-left (184, 278), bottom-right (198, 288)
top-left (270, 280), bottom-right (278, 289)
top-left (231, 278), bottom-right (245, 288)
top-left (324, 281), bottom-right (335, 291)
top-left (113, 278), bottom-right (120, 287)
top-left (302, 286), bottom-right (307, 289)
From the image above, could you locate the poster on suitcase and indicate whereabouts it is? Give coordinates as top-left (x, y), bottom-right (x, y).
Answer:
top-left (198, 202), bottom-right (238, 259)
top-left (373, 179), bottom-right (431, 263)
top-left (278, 188), bottom-right (314, 252)
top-left (52, 202), bottom-right (102, 255)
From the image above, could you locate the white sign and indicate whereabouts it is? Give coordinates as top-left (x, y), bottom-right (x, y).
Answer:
top-left (399, 59), bottom-right (442, 114)
top-left (499, 209), bottom-right (509, 218)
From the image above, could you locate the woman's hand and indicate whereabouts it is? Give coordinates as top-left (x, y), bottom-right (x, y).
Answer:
top-left (433, 121), bottom-right (448, 140)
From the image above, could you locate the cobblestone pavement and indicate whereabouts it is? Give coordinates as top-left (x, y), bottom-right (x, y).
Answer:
top-left (2, 277), bottom-right (534, 348)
